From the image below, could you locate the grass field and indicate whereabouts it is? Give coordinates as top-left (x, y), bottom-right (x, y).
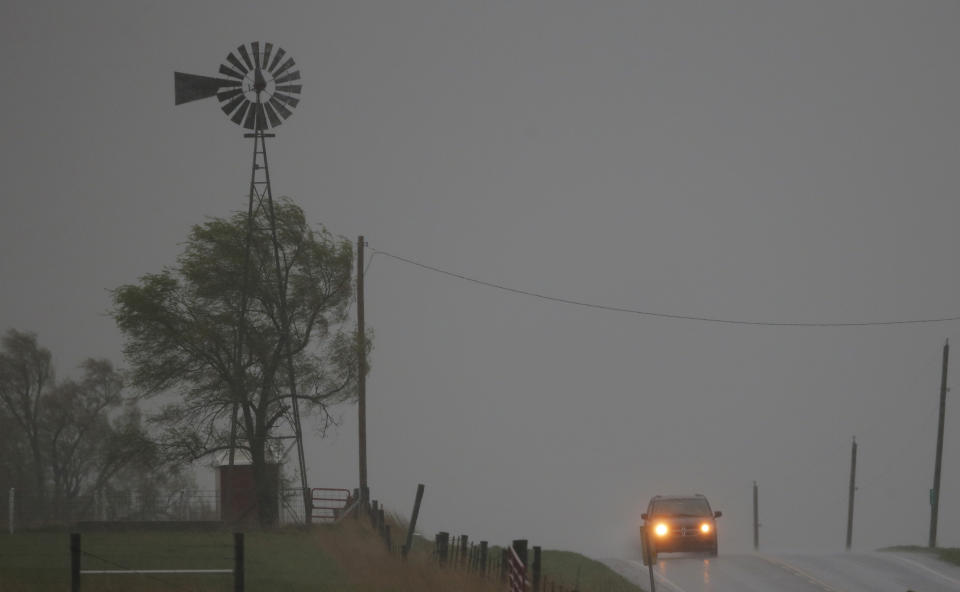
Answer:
top-left (0, 521), bottom-right (642, 591)
top-left (0, 529), bottom-right (348, 592)
top-left (540, 550), bottom-right (641, 592)
top-left (881, 545), bottom-right (960, 567)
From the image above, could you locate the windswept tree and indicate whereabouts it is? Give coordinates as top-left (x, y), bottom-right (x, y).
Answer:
top-left (112, 198), bottom-right (364, 525)
top-left (43, 360), bottom-right (155, 520)
top-left (0, 330), bottom-right (156, 524)
top-left (0, 330), bottom-right (55, 517)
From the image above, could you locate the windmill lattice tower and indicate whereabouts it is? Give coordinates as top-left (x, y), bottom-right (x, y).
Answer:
top-left (174, 42), bottom-right (311, 523)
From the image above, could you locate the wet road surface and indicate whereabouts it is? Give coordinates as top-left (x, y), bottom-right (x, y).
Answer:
top-left (604, 551), bottom-right (960, 592)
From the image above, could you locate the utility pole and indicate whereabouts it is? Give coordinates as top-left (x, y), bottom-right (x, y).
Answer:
top-left (357, 236), bottom-right (369, 508)
top-left (753, 481), bottom-right (759, 551)
top-left (929, 339), bottom-right (949, 548)
top-left (846, 436), bottom-right (857, 550)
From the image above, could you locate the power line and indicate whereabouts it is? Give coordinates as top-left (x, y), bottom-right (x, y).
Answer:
top-left (370, 248), bottom-right (960, 328)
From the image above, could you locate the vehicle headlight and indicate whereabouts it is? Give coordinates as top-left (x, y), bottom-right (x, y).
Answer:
top-left (654, 523), bottom-right (668, 537)
top-left (700, 523), bottom-right (711, 534)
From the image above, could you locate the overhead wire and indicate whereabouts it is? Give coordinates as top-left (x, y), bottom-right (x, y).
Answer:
top-left (369, 247), bottom-right (960, 328)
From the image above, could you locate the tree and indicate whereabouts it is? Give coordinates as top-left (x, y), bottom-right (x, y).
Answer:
top-left (112, 198), bottom-right (364, 525)
top-left (0, 330), bottom-right (156, 524)
top-left (0, 329), bottom-right (55, 518)
top-left (43, 360), bottom-right (155, 521)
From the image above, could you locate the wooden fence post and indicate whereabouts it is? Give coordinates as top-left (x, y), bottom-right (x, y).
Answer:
top-left (438, 531), bottom-right (449, 566)
top-left (479, 541), bottom-right (488, 574)
top-left (70, 533), bottom-right (81, 592)
top-left (234, 532), bottom-right (244, 592)
top-left (459, 535), bottom-right (468, 568)
top-left (402, 484), bottom-right (425, 559)
top-left (384, 524), bottom-right (392, 552)
top-left (532, 545), bottom-right (541, 590)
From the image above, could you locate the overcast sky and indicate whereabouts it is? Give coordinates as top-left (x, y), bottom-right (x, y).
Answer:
top-left (3, 1), bottom-right (960, 558)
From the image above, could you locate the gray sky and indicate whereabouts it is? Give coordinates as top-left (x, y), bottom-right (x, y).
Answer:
top-left (3, 1), bottom-right (960, 557)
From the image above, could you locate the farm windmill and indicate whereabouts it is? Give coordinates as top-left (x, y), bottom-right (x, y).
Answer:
top-left (174, 42), bottom-right (310, 522)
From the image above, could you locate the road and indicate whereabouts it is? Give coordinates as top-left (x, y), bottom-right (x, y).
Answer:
top-left (604, 551), bottom-right (960, 592)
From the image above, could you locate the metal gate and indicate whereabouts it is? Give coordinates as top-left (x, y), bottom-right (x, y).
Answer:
top-left (310, 488), bottom-right (353, 522)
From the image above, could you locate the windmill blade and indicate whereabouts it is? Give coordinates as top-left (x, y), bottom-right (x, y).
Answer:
top-left (175, 72), bottom-right (239, 105)
top-left (217, 87), bottom-right (243, 102)
top-left (273, 57), bottom-right (296, 79)
top-left (243, 104), bottom-right (267, 130)
top-left (269, 96), bottom-right (293, 120)
top-left (255, 103), bottom-right (269, 130)
top-left (262, 43), bottom-right (274, 69)
top-left (226, 52), bottom-right (248, 75)
top-left (264, 102), bottom-right (283, 128)
top-left (277, 84), bottom-right (302, 94)
top-left (274, 92), bottom-right (300, 108)
top-left (231, 101), bottom-right (250, 126)
top-left (251, 42), bottom-right (261, 70)
top-left (275, 70), bottom-right (300, 84)
top-left (237, 44), bottom-right (254, 70)
top-left (219, 64), bottom-right (245, 80)
top-left (269, 47), bottom-right (286, 72)
top-left (220, 93), bottom-right (246, 117)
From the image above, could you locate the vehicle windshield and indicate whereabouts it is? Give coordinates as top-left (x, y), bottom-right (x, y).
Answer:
top-left (651, 498), bottom-right (712, 517)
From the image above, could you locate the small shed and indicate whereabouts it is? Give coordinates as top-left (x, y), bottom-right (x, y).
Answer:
top-left (216, 463), bottom-right (279, 525)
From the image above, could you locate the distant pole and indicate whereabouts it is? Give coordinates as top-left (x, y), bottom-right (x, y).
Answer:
top-left (929, 339), bottom-right (949, 548)
top-left (357, 236), bottom-right (368, 508)
top-left (846, 436), bottom-right (857, 550)
top-left (752, 481), bottom-right (759, 551)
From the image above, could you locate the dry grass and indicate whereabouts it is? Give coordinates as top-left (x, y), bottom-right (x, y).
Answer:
top-left (310, 518), bottom-right (502, 592)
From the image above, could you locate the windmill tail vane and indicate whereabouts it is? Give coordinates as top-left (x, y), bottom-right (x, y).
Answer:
top-left (174, 42), bottom-right (302, 130)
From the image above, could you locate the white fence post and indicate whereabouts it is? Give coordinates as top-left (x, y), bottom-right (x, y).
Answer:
top-left (8, 488), bottom-right (14, 534)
